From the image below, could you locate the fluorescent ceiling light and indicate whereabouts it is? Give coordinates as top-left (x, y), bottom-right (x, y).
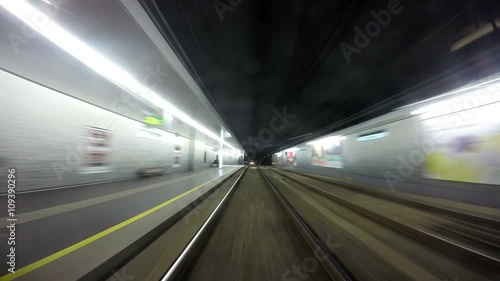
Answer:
top-left (401, 76), bottom-right (500, 111)
top-left (411, 80), bottom-right (500, 117)
top-left (0, 0), bottom-right (237, 150)
top-left (450, 20), bottom-right (499, 52)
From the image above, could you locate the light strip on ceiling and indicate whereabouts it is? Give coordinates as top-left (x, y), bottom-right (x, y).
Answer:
top-left (401, 76), bottom-right (500, 111)
top-left (0, 0), bottom-right (237, 150)
top-left (410, 79), bottom-right (500, 117)
top-left (450, 20), bottom-right (499, 52)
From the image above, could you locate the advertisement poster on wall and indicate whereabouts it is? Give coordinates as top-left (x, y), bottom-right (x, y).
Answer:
top-left (173, 144), bottom-right (181, 168)
top-left (285, 151), bottom-right (296, 165)
top-left (81, 126), bottom-right (113, 174)
top-left (311, 139), bottom-right (343, 168)
top-left (422, 103), bottom-right (500, 184)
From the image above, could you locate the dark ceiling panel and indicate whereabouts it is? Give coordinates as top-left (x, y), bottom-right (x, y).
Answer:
top-left (141, 0), bottom-right (500, 155)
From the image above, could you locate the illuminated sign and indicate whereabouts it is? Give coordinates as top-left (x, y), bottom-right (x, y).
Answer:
top-left (357, 131), bottom-right (389, 142)
top-left (144, 116), bottom-right (164, 125)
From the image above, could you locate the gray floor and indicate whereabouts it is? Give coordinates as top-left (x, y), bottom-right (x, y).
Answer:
top-left (0, 166), bottom-right (240, 272)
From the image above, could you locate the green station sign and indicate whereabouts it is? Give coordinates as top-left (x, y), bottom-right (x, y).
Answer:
top-left (144, 116), bottom-right (164, 125)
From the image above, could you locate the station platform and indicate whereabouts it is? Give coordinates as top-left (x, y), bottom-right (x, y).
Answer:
top-left (277, 165), bottom-right (500, 219)
top-left (109, 166), bottom-right (499, 281)
top-left (0, 166), bottom-right (243, 281)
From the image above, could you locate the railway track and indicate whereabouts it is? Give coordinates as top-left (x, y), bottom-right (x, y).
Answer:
top-left (112, 166), bottom-right (499, 281)
top-left (273, 168), bottom-right (500, 228)
top-left (268, 167), bottom-right (500, 278)
top-left (160, 167), bottom-right (351, 281)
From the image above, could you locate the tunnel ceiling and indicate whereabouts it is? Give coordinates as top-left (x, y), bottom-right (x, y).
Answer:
top-left (140, 0), bottom-right (500, 154)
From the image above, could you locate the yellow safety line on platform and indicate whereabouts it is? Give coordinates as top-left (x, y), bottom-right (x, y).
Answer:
top-left (0, 169), bottom-right (236, 281)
